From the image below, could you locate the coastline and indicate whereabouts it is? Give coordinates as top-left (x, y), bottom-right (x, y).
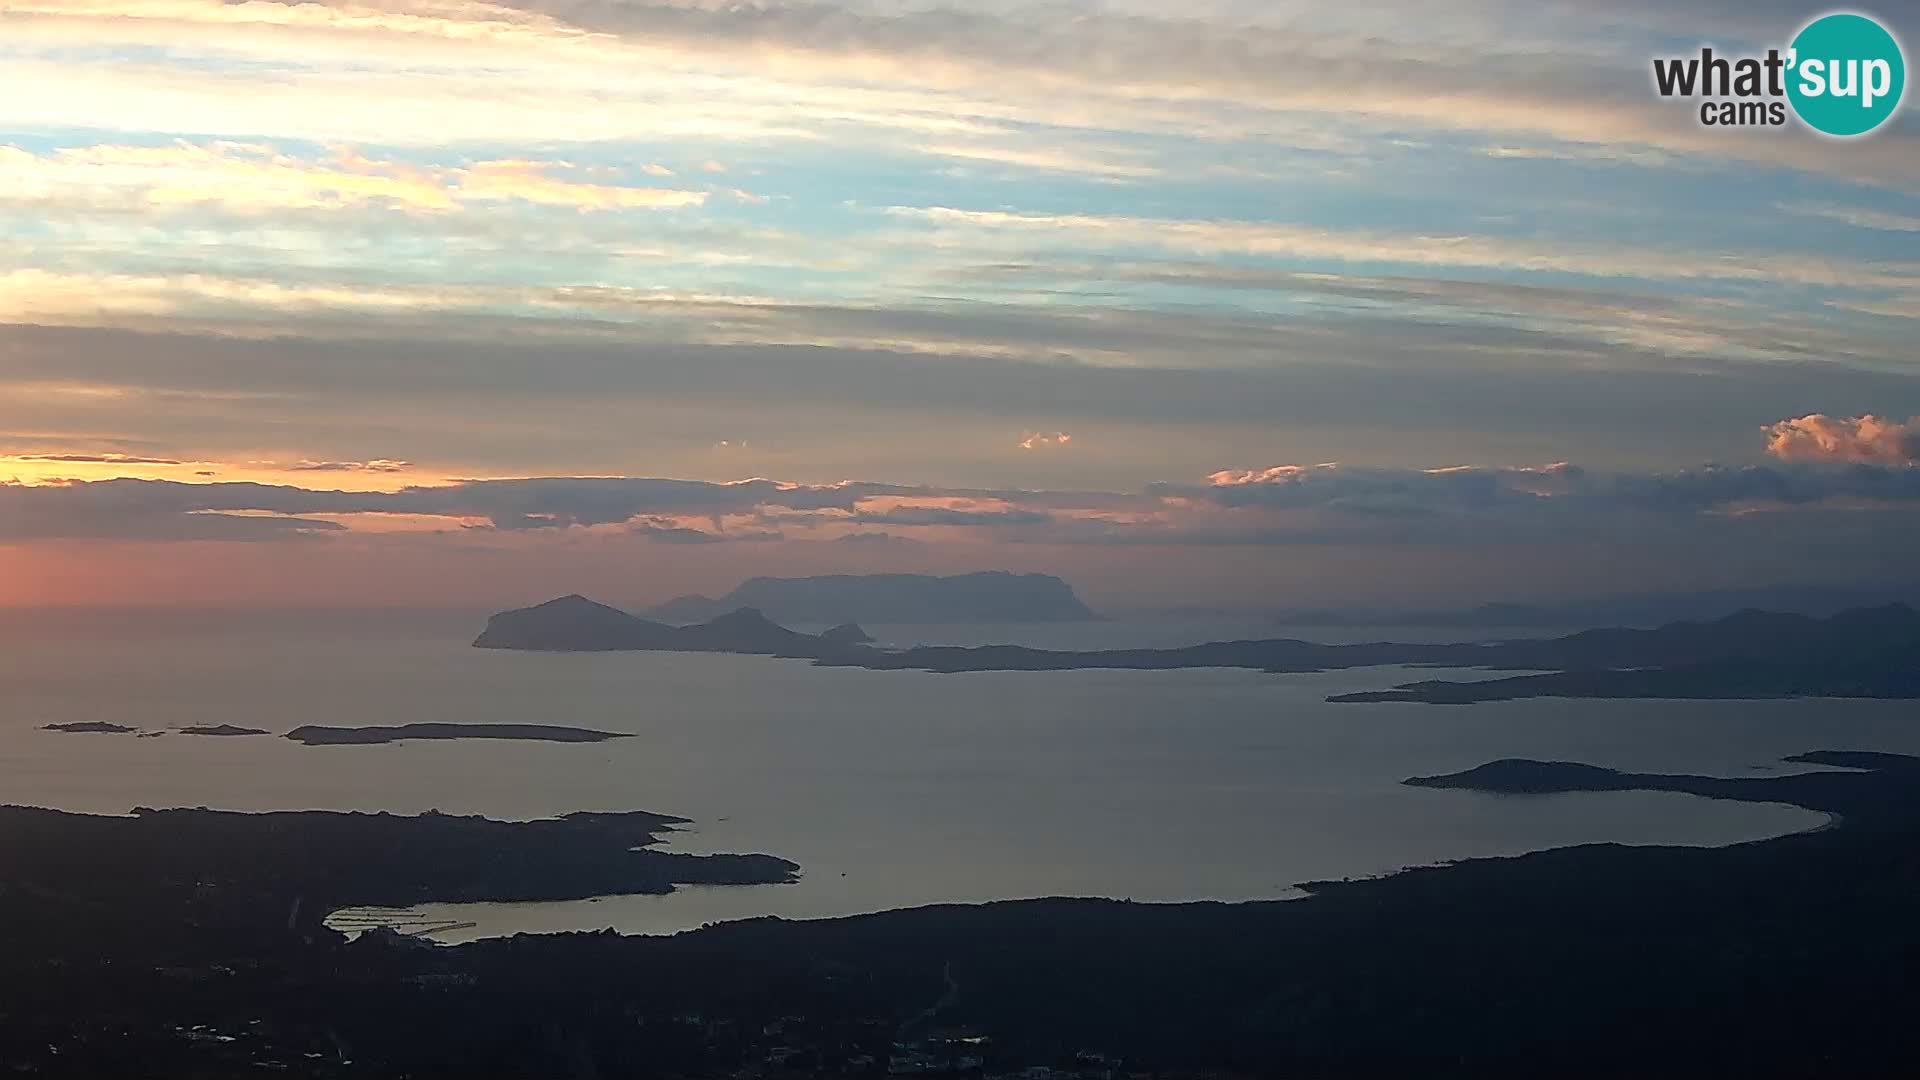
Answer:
top-left (5, 751), bottom-right (1918, 1075)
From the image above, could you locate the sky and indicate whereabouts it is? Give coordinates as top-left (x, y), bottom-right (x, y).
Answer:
top-left (2, 0), bottom-right (1918, 611)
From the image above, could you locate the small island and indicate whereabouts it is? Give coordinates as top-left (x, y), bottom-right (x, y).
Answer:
top-left (820, 621), bottom-right (876, 645)
top-left (286, 722), bottom-right (632, 746)
top-left (179, 724), bottom-right (270, 737)
top-left (1399, 750), bottom-right (1920, 824)
top-left (42, 720), bottom-right (138, 734)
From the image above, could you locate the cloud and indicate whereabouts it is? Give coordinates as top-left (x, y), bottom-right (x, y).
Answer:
top-left (18, 256), bottom-right (1892, 385)
top-left (13, 0), bottom-right (1919, 194)
top-left (1778, 203), bottom-right (1920, 234)
top-left (889, 206), bottom-right (1920, 290)
top-left (914, 142), bottom-right (1160, 178)
top-left (1765, 415), bottom-right (1920, 466)
top-left (1179, 463), bottom-right (1544, 515)
top-left (1019, 431), bottom-right (1071, 450)
top-left (6, 452), bottom-right (184, 465)
top-left (1478, 143), bottom-right (1679, 168)
top-left (1166, 458), bottom-right (1920, 519)
top-left (0, 473), bottom-right (1068, 544)
top-left (0, 478), bottom-right (355, 542)
top-left (834, 531), bottom-right (922, 548)
top-left (13, 322), bottom-right (1920, 503)
top-left (11, 2), bottom-right (1920, 609)
top-left (456, 157), bottom-right (709, 211)
top-left (850, 506), bottom-right (1053, 527)
top-left (631, 522), bottom-right (725, 544)
top-left (14, 450), bottom-right (1920, 549)
top-left (0, 142), bottom-right (709, 216)
top-left (286, 459), bottom-right (414, 473)
top-left (630, 519), bottom-right (785, 544)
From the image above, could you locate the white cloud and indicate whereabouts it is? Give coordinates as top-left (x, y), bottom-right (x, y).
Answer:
top-left (0, 142), bottom-right (708, 214)
top-left (888, 206), bottom-right (1920, 290)
top-left (1778, 202), bottom-right (1920, 234)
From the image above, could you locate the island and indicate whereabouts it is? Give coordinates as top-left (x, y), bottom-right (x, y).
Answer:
top-left (646, 571), bottom-right (1097, 624)
top-left (1401, 750), bottom-right (1915, 815)
top-left (285, 722), bottom-right (631, 746)
top-left (473, 595), bottom-right (833, 655)
top-left (179, 724), bottom-right (270, 737)
top-left (41, 720), bottom-right (138, 734)
top-left (819, 621), bottom-right (876, 645)
top-left (476, 597), bottom-right (1920, 704)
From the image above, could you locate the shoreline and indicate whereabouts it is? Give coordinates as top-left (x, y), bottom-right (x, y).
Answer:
top-left (344, 783), bottom-right (1825, 945)
top-left (6, 750), bottom-right (1918, 1075)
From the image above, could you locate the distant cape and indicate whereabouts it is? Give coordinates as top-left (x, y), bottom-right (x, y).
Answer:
top-left (645, 571), bottom-right (1096, 625)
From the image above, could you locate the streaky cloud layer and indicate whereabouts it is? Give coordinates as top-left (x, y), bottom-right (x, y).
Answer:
top-left (5, 1), bottom-right (1920, 608)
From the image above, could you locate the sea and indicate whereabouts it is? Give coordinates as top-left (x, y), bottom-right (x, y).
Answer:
top-left (4, 608), bottom-right (1910, 943)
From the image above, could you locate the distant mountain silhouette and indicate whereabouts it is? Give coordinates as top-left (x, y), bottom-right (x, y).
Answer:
top-left (472, 594), bottom-right (684, 651)
top-left (1477, 603), bottom-right (1920, 670)
top-left (819, 622), bottom-right (875, 645)
top-left (1329, 603), bottom-right (1920, 703)
top-left (1273, 581), bottom-right (1920, 628)
top-left (473, 595), bottom-right (846, 656)
top-left (476, 597), bottom-right (1920, 703)
top-left (646, 571), bottom-right (1095, 624)
top-left (670, 606), bottom-right (818, 653)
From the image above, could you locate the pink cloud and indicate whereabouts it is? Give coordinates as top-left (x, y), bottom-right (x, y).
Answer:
top-left (1019, 431), bottom-right (1072, 450)
top-left (9, 452), bottom-right (184, 465)
top-left (1764, 414), bottom-right (1920, 465)
top-left (288, 458), bottom-right (414, 473)
top-left (1208, 465), bottom-right (1313, 485)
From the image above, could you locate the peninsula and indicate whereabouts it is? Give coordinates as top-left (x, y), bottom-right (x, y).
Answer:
top-left (5, 751), bottom-right (1919, 1077)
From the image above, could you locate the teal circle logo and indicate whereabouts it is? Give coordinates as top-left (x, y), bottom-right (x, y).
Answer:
top-left (1787, 13), bottom-right (1906, 136)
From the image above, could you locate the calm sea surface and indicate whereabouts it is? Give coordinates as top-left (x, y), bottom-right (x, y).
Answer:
top-left (3, 610), bottom-right (1907, 942)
